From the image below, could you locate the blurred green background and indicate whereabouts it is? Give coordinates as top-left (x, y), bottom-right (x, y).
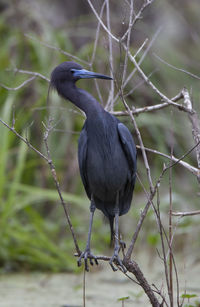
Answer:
top-left (0, 0), bottom-right (200, 273)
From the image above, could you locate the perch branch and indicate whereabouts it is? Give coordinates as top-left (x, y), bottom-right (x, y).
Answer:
top-left (123, 258), bottom-right (161, 307)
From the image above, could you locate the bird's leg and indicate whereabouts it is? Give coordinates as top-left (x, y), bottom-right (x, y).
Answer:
top-left (77, 198), bottom-right (98, 271)
top-left (109, 193), bottom-right (127, 273)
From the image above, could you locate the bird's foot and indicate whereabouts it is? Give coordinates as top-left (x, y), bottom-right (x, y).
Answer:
top-left (120, 240), bottom-right (126, 250)
top-left (109, 251), bottom-right (127, 273)
top-left (77, 249), bottom-right (98, 272)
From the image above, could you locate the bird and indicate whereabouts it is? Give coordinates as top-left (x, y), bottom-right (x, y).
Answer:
top-left (50, 61), bottom-right (137, 272)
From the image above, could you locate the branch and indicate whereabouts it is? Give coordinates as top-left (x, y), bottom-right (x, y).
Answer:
top-left (0, 76), bottom-right (36, 91)
top-left (0, 118), bottom-right (48, 161)
top-left (43, 118), bottom-right (81, 255)
top-left (123, 258), bottom-right (161, 307)
top-left (86, 0), bottom-right (119, 43)
top-left (154, 53), bottom-right (200, 81)
top-left (136, 145), bottom-right (199, 177)
top-left (0, 115), bottom-right (81, 256)
top-left (25, 34), bottom-right (89, 66)
top-left (172, 210), bottom-right (200, 217)
top-left (7, 67), bottom-right (50, 82)
top-left (182, 87), bottom-right (200, 177)
top-left (121, 0), bottom-right (155, 42)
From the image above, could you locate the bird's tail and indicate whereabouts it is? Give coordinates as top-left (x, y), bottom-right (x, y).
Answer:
top-left (108, 215), bottom-right (114, 247)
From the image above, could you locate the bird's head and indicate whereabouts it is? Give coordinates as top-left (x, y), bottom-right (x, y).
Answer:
top-left (50, 61), bottom-right (112, 90)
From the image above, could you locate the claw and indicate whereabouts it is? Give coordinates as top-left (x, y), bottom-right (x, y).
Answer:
top-left (77, 249), bottom-right (98, 271)
top-left (109, 252), bottom-right (127, 273)
top-left (120, 240), bottom-right (126, 249)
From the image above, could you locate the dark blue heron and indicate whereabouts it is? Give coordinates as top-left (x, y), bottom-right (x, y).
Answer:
top-left (50, 61), bottom-right (137, 272)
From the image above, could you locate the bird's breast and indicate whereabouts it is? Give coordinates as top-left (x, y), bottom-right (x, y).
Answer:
top-left (85, 121), bottom-right (129, 198)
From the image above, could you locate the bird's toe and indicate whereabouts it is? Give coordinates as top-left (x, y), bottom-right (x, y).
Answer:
top-left (77, 249), bottom-right (98, 271)
top-left (109, 253), bottom-right (127, 273)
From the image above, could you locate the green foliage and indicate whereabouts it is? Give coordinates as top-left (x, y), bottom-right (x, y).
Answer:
top-left (117, 296), bottom-right (130, 301)
top-left (182, 294), bottom-right (198, 299)
top-left (0, 1), bottom-right (200, 274)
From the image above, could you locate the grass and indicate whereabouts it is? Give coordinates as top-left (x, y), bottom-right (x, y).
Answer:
top-left (0, 4), bottom-right (200, 274)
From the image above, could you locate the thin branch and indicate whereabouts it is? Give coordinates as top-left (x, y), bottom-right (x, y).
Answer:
top-left (168, 129), bottom-right (174, 307)
top-left (7, 67), bottom-right (50, 82)
top-left (113, 26), bottom-right (162, 105)
top-left (154, 53), bottom-right (200, 80)
top-left (121, 0), bottom-right (134, 86)
top-left (127, 51), bottom-right (191, 113)
top-left (121, 0), bottom-right (155, 42)
top-left (25, 34), bottom-right (89, 66)
top-left (86, 0), bottom-right (119, 43)
top-left (0, 116), bottom-right (81, 255)
top-left (136, 145), bottom-right (199, 177)
top-left (156, 188), bottom-right (171, 305)
top-left (90, 1), bottom-right (106, 66)
top-left (0, 118), bottom-right (48, 161)
top-left (105, 0), bottom-right (115, 111)
top-left (121, 97), bottom-right (154, 191)
top-left (182, 87), bottom-right (200, 178)
top-left (172, 210), bottom-right (200, 217)
top-left (0, 76), bottom-right (36, 91)
top-left (43, 118), bottom-right (81, 256)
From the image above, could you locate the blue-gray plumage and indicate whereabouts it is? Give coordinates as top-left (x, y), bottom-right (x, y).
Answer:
top-left (50, 62), bottom-right (137, 272)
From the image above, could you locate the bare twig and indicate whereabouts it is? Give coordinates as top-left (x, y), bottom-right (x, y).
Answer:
top-left (0, 115), bottom-right (81, 255)
top-left (182, 87), bottom-right (200, 178)
top-left (121, 0), bottom-right (134, 86)
top-left (0, 118), bottom-right (48, 161)
top-left (105, 0), bottom-right (115, 111)
top-left (7, 67), bottom-right (50, 82)
top-left (113, 26), bottom-right (162, 105)
top-left (154, 53), bottom-right (200, 81)
top-left (169, 129), bottom-right (174, 307)
top-left (43, 118), bottom-right (81, 256)
top-left (121, 97), bottom-right (154, 191)
top-left (136, 145), bottom-right (199, 177)
top-left (25, 34), bottom-right (89, 66)
top-left (90, 0), bottom-right (106, 66)
top-left (0, 76), bottom-right (36, 91)
top-left (172, 210), bottom-right (200, 217)
top-left (87, 0), bottom-right (119, 43)
top-left (127, 51), bottom-right (191, 112)
top-left (121, 0), bottom-right (155, 42)
top-left (156, 188), bottom-right (171, 305)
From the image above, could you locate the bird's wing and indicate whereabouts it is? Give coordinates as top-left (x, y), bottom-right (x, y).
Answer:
top-left (117, 122), bottom-right (137, 175)
top-left (78, 127), bottom-right (91, 199)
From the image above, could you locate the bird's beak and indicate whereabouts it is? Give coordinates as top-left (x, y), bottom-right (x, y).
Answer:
top-left (71, 68), bottom-right (113, 80)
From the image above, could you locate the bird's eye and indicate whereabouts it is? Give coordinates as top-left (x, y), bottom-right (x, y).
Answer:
top-left (70, 69), bottom-right (75, 74)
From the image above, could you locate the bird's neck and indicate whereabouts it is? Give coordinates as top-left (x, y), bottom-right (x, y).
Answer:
top-left (59, 82), bottom-right (104, 116)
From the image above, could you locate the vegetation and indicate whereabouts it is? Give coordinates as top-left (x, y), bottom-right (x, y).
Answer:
top-left (0, 0), bottom-right (200, 305)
